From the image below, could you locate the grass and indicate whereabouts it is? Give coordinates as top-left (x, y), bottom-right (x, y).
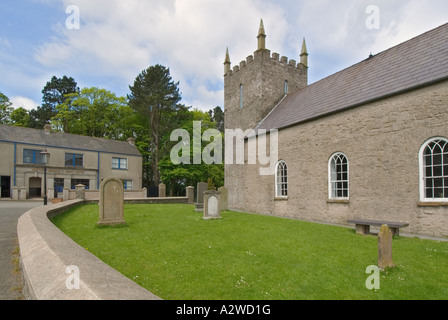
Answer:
top-left (51, 203), bottom-right (448, 300)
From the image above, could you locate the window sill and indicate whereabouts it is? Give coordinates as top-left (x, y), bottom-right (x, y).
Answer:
top-left (327, 199), bottom-right (349, 204)
top-left (418, 201), bottom-right (448, 207)
top-left (274, 197), bottom-right (288, 201)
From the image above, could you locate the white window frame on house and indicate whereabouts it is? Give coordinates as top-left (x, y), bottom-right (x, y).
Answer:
top-left (275, 160), bottom-right (288, 198)
top-left (112, 157), bottom-right (128, 170)
top-left (419, 137), bottom-right (448, 202)
top-left (328, 152), bottom-right (349, 200)
top-left (123, 180), bottom-right (133, 191)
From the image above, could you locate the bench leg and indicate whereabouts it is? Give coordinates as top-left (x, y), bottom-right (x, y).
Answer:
top-left (390, 228), bottom-right (399, 236)
top-left (356, 224), bottom-right (370, 235)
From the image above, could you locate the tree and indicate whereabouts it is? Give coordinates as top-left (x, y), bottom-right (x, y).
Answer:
top-left (10, 107), bottom-right (30, 127)
top-left (159, 109), bottom-right (224, 195)
top-left (52, 87), bottom-right (132, 139)
top-left (128, 64), bottom-right (184, 186)
top-left (29, 76), bottom-right (79, 128)
top-left (208, 106), bottom-right (224, 133)
top-left (0, 91), bottom-right (13, 124)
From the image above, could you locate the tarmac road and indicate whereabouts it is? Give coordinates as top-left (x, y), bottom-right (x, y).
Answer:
top-left (0, 201), bottom-right (43, 300)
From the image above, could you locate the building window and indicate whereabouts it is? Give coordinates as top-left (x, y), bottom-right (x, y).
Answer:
top-left (71, 179), bottom-right (90, 190)
top-left (239, 84), bottom-right (243, 109)
top-left (54, 178), bottom-right (64, 193)
top-left (275, 160), bottom-right (288, 198)
top-left (65, 153), bottom-right (83, 167)
top-left (112, 157), bottom-right (128, 170)
top-left (123, 180), bottom-right (133, 191)
top-left (329, 153), bottom-right (349, 199)
top-left (23, 149), bottom-right (43, 165)
top-left (419, 137), bottom-right (448, 202)
top-left (284, 80), bottom-right (288, 94)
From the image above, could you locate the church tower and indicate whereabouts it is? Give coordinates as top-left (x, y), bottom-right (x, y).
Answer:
top-left (224, 19), bottom-right (308, 131)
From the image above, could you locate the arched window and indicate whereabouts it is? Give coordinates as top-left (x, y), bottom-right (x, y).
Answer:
top-left (239, 84), bottom-right (243, 109)
top-left (275, 160), bottom-right (288, 198)
top-left (329, 153), bottom-right (349, 199)
top-left (419, 137), bottom-right (448, 201)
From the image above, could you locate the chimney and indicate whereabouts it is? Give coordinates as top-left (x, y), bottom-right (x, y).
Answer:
top-left (127, 137), bottom-right (135, 146)
top-left (44, 124), bottom-right (51, 134)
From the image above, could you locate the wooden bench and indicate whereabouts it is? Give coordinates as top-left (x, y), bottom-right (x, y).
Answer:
top-left (347, 219), bottom-right (409, 236)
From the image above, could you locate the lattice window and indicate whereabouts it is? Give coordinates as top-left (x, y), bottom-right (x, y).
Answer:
top-left (329, 153), bottom-right (349, 199)
top-left (275, 161), bottom-right (288, 197)
top-left (421, 138), bottom-right (448, 201)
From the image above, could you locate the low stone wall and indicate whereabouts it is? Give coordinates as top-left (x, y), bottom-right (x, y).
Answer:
top-left (17, 200), bottom-right (161, 300)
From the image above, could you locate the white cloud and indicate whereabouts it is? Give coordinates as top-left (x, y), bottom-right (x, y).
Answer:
top-left (32, 0), bottom-right (290, 110)
top-left (27, 0), bottom-right (448, 111)
top-left (10, 96), bottom-right (39, 111)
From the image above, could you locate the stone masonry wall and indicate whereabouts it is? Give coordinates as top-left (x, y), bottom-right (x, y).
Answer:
top-left (224, 49), bottom-right (307, 131)
top-left (227, 80), bottom-right (448, 238)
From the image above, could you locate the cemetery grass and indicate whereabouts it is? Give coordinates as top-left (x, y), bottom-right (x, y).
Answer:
top-left (51, 204), bottom-right (448, 300)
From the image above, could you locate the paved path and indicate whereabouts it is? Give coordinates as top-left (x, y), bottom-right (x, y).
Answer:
top-left (0, 201), bottom-right (43, 300)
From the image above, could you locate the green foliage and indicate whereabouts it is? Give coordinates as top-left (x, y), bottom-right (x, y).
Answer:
top-left (29, 75), bottom-right (80, 128)
top-left (159, 108), bottom-right (224, 195)
top-left (128, 64), bottom-right (187, 186)
top-left (0, 91), bottom-right (13, 124)
top-left (51, 87), bottom-right (134, 139)
top-left (10, 107), bottom-right (30, 127)
top-left (52, 204), bottom-right (448, 300)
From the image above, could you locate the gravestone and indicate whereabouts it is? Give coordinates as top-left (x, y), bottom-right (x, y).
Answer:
top-left (194, 182), bottom-right (208, 212)
top-left (218, 186), bottom-right (228, 211)
top-left (203, 190), bottom-right (222, 220)
top-left (186, 186), bottom-right (194, 204)
top-left (98, 177), bottom-right (126, 226)
top-left (378, 224), bottom-right (394, 269)
top-left (75, 184), bottom-right (86, 200)
top-left (159, 183), bottom-right (166, 198)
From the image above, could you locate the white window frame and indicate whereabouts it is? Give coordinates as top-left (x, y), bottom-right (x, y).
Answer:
top-left (328, 152), bottom-right (349, 200)
top-left (419, 137), bottom-right (448, 202)
top-left (112, 157), bottom-right (128, 170)
top-left (123, 180), bottom-right (133, 191)
top-left (275, 160), bottom-right (288, 198)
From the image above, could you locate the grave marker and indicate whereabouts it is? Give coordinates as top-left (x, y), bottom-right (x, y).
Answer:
top-left (98, 177), bottom-right (126, 226)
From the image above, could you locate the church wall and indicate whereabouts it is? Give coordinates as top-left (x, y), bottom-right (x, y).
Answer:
top-left (233, 80), bottom-right (448, 238)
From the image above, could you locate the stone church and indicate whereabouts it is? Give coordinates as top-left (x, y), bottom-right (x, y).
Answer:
top-left (224, 20), bottom-right (448, 238)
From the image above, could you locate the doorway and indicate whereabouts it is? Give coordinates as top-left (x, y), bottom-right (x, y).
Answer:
top-left (0, 176), bottom-right (11, 198)
top-left (29, 177), bottom-right (42, 198)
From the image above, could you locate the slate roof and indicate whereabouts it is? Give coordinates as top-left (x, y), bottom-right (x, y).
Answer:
top-left (255, 22), bottom-right (448, 131)
top-left (0, 124), bottom-right (141, 156)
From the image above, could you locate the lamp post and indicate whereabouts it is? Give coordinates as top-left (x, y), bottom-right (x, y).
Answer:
top-left (40, 149), bottom-right (50, 205)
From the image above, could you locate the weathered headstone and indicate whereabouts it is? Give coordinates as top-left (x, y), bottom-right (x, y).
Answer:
top-left (186, 186), bottom-right (194, 204)
top-left (203, 190), bottom-right (222, 220)
top-left (194, 182), bottom-right (208, 212)
top-left (75, 184), bottom-right (86, 200)
top-left (378, 224), bottom-right (394, 269)
top-left (98, 177), bottom-right (126, 226)
top-left (159, 183), bottom-right (166, 198)
top-left (218, 186), bottom-right (228, 211)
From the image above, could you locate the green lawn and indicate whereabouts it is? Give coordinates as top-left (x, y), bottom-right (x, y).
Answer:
top-left (50, 203), bottom-right (448, 300)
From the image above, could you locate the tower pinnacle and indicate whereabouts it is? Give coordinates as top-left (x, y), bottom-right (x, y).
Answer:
top-left (257, 19), bottom-right (266, 50)
top-left (224, 47), bottom-right (231, 74)
top-left (300, 37), bottom-right (308, 67)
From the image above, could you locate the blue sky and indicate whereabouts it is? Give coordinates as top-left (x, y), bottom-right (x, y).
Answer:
top-left (1, 0), bottom-right (447, 112)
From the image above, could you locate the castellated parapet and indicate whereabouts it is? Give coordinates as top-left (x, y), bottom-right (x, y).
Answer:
top-left (224, 21), bottom-right (308, 132)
